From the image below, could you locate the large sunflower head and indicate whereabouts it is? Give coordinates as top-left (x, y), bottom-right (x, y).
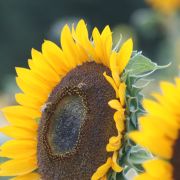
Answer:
top-left (129, 79), bottom-right (180, 180)
top-left (0, 19), bottom-right (161, 180)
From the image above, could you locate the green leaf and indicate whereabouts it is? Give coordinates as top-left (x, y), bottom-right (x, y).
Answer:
top-left (128, 145), bottom-right (153, 165)
top-left (108, 171), bottom-right (117, 180)
top-left (123, 167), bottom-right (138, 180)
top-left (125, 54), bottom-right (170, 77)
top-left (128, 97), bottom-right (138, 113)
top-left (116, 172), bottom-right (126, 180)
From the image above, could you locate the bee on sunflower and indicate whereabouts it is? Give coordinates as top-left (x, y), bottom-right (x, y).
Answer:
top-left (0, 19), bottom-right (162, 180)
top-left (129, 79), bottom-right (180, 180)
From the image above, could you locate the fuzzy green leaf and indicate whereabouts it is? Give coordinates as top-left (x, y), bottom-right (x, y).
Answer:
top-left (128, 145), bottom-right (153, 165)
top-left (126, 54), bottom-right (169, 77)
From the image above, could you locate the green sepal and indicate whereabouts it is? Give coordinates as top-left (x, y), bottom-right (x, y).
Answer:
top-left (127, 145), bottom-right (153, 166)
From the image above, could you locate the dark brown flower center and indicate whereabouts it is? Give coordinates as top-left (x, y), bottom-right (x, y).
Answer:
top-left (37, 62), bottom-right (117, 180)
top-left (172, 131), bottom-right (180, 180)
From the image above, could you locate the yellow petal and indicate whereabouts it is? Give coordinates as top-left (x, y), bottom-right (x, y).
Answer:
top-left (160, 81), bottom-right (176, 98)
top-left (101, 25), bottom-right (112, 67)
top-left (17, 65), bottom-right (54, 89)
top-left (42, 40), bottom-right (68, 74)
top-left (143, 159), bottom-right (173, 179)
top-left (110, 52), bottom-right (120, 87)
top-left (103, 72), bottom-right (119, 98)
top-left (16, 77), bottom-right (48, 103)
top-left (31, 49), bottom-right (60, 83)
top-left (15, 68), bottom-right (50, 97)
top-left (151, 92), bottom-right (177, 115)
top-left (100, 176), bottom-right (107, 180)
top-left (134, 173), bottom-right (159, 180)
top-left (92, 27), bottom-right (103, 64)
top-left (61, 25), bottom-right (80, 67)
top-left (108, 100), bottom-right (122, 111)
top-left (16, 71), bottom-right (52, 96)
top-left (143, 99), bottom-right (179, 128)
top-left (159, 81), bottom-right (180, 113)
top-left (2, 110), bottom-right (38, 131)
top-left (139, 116), bottom-right (178, 140)
top-left (0, 126), bottom-right (37, 140)
top-left (1, 106), bottom-right (41, 120)
top-left (129, 131), bottom-right (173, 159)
top-left (0, 157), bottom-right (37, 176)
top-left (15, 93), bottom-right (43, 111)
top-left (106, 135), bottom-right (122, 152)
top-left (92, 25), bottom-right (112, 66)
top-left (0, 140), bottom-right (36, 159)
top-left (72, 20), bottom-right (96, 60)
top-left (118, 83), bottom-right (126, 106)
top-left (10, 173), bottom-right (41, 180)
top-left (91, 158), bottom-right (112, 180)
top-left (28, 59), bottom-right (57, 88)
top-left (15, 67), bottom-right (52, 93)
top-left (76, 43), bottom-right (89, 63)
top-left (117, 38), bottom-right (133, 74)
top-left (114, 111), bottom-right (125, 132)
top-left (175, 77), bottom-right (180, 90)
top-left (111, 151), bottom-right (123, 172)
top-left (73, 20), bottom-right (89, 44)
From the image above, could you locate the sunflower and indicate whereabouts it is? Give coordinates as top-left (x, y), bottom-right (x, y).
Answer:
top-left (129, 79), bottom-right (180, 180)
top-left (146, 0), bottom-right (180, 14)
top-left (0, 19), bottom-right (134, 179)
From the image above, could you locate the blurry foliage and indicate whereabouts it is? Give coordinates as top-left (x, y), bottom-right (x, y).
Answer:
top-left (0, 0), bottom-right (145, 90)
top-left (0, 0), bottom-right (180, 95)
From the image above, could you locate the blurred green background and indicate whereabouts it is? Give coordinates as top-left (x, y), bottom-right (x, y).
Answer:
top-left (0, 0), bottom-right (144, 89)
